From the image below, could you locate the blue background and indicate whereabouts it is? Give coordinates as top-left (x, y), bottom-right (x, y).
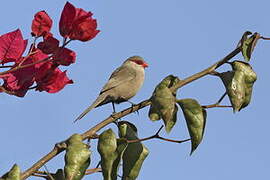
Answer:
top-left (1, 0), bottom-right (269, 179)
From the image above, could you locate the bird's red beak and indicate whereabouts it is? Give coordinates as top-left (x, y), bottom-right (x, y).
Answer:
top-left (142, 62), bottom-right (149, 68)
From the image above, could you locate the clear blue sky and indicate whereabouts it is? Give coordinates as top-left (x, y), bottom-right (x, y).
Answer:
top-left (1, 0), bottom-right (270, 179)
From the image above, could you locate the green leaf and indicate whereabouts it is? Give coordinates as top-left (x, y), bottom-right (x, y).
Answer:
top-left (231, 61), bottom-right (257, 110)
top-left (219, 71), bottom-right (246, 112)
top-left (118, 121), bottom-right (149, 180)
top-left (1, 164), bottom-right (20, 180)
top-left (241, 32), bottom-right (260, 61)
top-left (64, 134), bottom-right (91, 180)
top-left (177, 99), bottom-right (207, 155)
top-left (149, 75), bottom-right (180, 133)
top-left (220, 61), bottom-right (257, 111)
top-left (98, 129), bottom-right (128, 180)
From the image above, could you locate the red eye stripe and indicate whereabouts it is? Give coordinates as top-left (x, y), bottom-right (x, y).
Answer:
top-left (131, 59), bottom-right (149, 68)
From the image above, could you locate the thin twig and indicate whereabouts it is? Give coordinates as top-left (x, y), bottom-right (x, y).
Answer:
top-left (35, 168), bottom-right (102, 176)
top-left (85, 168), bottom-right (102, 175)
top-left (127, 126), bottom-right (190, 144)
top-left (0, 86), bottom-right (17, 95)
top-left (95, 161), bottom-right (101, 169)
top-left (209, 71), bottom-right (220, 76)
top-left (43, 165), bottom-right (54, 180)
top-left (0, 65), bottom-right (13, 68)
top-left (19, 37), bottom-right (38, 67)
top-left (0, 36), bottom-right (71, 77)
top-left (62, 39), bottom-right (72, 47)
top-left (202, 104), bottom-right (232, 109)
top-left (28, 85), bottom-right (38, 90)
top-left (81, 99), bottom-right (152, 139)
top-left (201, 92), bottom-right (231, 109)
top-left (0, 56), bottom-right (52, 76)
top-left (156, 136), bottom-right (190, 143)
top-left (170, 47), bottom-right (241, 92)
top-left (34, 171), bottom-right (48, 175)
top-left (260, 36), bottom-right (270, 40)
top-left (32, 174), bottom-right (47, 178)
top-left (156, 125), bottom-right (164, 134)
top-left (217, 92), bottom-right (227, 104)
top-left (32, 171), bottom-right (52, 180)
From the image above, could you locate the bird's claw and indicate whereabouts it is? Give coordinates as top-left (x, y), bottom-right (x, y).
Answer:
top-left (134, 108), bottom-right (139, 115)
top-left (111, 112), bottom-right (121, 125)
top-left (110, 112), bottom-right (117, 119)
top-left (128, 101), bottom-right (139, 115)
top-left (112, 120), bottom-right (119, 126)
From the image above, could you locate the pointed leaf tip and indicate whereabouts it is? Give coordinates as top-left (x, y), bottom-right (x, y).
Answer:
top-left (178, 99), bottom-right (207, 155)
top-left (1, 164), bottom-right (20, 180)
top-left (240, 32), bottom-right (260, 62)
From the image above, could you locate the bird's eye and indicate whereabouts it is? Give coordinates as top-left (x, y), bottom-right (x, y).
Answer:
top-left (133, 60), bottom-right (144, 65)
top-left (131, 59), bottom-right (148, 68)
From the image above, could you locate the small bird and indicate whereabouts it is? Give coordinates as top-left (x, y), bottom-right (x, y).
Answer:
top-left (75, 56), bottom-right (148, 122)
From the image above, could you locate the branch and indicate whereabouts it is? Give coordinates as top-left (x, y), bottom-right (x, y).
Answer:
top-left (21, 142), bottom-right (67, 179)
top-left (18, 37), bottom-right (38, 67)
top-left (28, 85), bottom-right (38, 90)
top-left (260, 36), bottom-right (270, 40)
top-left (202, 104), bottom-right (232, 109)
top-left (216, 92), bottom-right (227, 104)
top-left (0, 86), bottom-right (17, 95)
top-left (85, 168), bottom-right (102, 175)
top-left (202, 92), bottom-right (232, 109)
top-left (34, 171), bottom-right (49, 175)
top-left (31, 174), bottom-right (47, 178)
top-left (21, 36), bottom-right (243, 179)
top-left (81, 99), bottom-right (152, 139)
top-left (0, 65), bottom-right (13, 68)
top-left (33, 167), bottom-right (102, 178)
top-left (170, 47), bottom-right (241, 92)
top-left (0, 36), bottom-right (72, 77)
top-left (127, 126), bottom-right (190, 144)
top-left (0, 56), bottom-right (53, 76)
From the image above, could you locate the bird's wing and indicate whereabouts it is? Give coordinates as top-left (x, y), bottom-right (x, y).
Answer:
top-left (100, 65), bottom-right (136, 94)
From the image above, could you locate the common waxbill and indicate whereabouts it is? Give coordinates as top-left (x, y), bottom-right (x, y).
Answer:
top-left (75, 56), bottom-right (148, 121)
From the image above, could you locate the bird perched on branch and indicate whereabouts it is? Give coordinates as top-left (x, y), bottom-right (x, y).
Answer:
top-left (75, 56), bottom-right (148, 122)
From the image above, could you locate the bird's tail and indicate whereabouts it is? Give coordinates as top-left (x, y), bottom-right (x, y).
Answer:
top-left (74, 94), bottom-right (107, 122)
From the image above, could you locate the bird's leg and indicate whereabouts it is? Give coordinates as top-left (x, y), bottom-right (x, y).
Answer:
top-left (127, 100), bottom-right (139, 115)
top-left (111, 102), bottom-right (120, 123)
top-left (112, 102), bottom-right (116, 113)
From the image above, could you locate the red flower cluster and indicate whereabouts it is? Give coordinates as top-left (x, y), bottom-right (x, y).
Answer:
top-left (59, 2), bottom-right (100, 42)
top-left (0, 2), bottom-right (99, 97)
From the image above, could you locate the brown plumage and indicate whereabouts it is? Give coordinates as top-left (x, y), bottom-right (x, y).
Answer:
top-left (75, 56), bottom-right (148, 122)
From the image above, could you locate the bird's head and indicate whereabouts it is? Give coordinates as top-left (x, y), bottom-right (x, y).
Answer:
top-left (125, 56), bottom-right (149, 69)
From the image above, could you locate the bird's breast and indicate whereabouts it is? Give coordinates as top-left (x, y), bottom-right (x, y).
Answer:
top-left (115, 68), bottom-right (145, 101)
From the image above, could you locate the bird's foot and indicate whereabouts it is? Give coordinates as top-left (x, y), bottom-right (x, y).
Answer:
top-left (110, 112), bottom-right (121, 125)
top-left (111, 113), bottom-right (121, 127)
top-left (110, 112), bottom-right (117, 119)
top-left (127, 100), bottom-right (139, 115)
top-left (112, 119), bottom-right (119, 126)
